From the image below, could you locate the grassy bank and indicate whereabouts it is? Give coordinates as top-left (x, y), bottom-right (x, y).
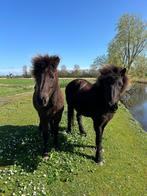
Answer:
top-left (0, 79), bottom-right (147, 195)
top-left (129, 76), bottom-right (147, 84)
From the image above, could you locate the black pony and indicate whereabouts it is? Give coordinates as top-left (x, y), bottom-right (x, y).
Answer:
top-left (32, 55), bottom-right (64, 158)
top-left (66, 65), bottom-right (128, 164)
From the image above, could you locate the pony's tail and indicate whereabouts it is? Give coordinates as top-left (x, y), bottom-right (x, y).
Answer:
top-left (67, 105), bottom-right (74, 133)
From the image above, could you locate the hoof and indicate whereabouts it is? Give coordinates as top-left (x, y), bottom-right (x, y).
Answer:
top-left (43, 152), bottom-right (49, 160)
top-left (43, 156), bottom-right (49, 161)
top-left (95, 156), bottom-right (105, 165)
top-left (96, 160), bottom-right (105, 166)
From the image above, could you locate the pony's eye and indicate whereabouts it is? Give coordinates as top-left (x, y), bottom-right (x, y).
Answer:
top-left (108, 77), bottom-right (114, 84)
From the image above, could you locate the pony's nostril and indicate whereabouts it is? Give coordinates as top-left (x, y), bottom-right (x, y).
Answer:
top-left (109, 102), bottom-right (113, 107)
top-left (113, 103), bottom-right (118, 110)
top-left (42, 97), bottom-right (46, 106)
top-left (37, 95), bottom-right (48, 107)
top-left (109, 103), bottom-right (118, 112)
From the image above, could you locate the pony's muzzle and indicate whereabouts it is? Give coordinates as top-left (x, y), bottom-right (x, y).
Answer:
top-left (108, 102), bottom-right (118, 112)
top-left (37, 96), bottom-right (48, 107)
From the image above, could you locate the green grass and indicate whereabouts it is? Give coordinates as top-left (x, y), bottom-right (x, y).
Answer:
top-left (0, 79), bottom-right (147, 196)
top-left (0, 78), bottom-right (34, 85)
top-left (0, 78), bottom-right (72, 97)
top-left (0, 79), bottom-right (34, 97)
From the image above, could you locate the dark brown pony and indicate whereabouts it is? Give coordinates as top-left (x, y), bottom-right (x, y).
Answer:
top-left (32, 55), bottom-right (64, 158)
top-left (66, 65), bottom-right (128, 164)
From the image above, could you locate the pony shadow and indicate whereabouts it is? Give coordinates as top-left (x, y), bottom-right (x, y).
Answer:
top-left (72, 144), bottom-right (95, 149)
top-left (0, 125), bottom-right (43, 172)
top-left (0, 125), bottom-right (95, 172)
top-left (0, 125), bottom-right (75, 172)
top-left (57, 134), bottom-right (96, 162)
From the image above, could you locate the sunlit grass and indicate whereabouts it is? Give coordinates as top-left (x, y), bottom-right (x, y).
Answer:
top-left (0, 79), bottom-right (147, 195)
top-left (0, 78), bottom-right (73, 97)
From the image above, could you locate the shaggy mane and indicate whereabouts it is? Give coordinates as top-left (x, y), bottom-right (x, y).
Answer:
top-left (97, 64), bottom-right (129, 95)
top-left (99, 64), bottom-right (121, 76)
top-left (32, 54), bottom-right (60, 78)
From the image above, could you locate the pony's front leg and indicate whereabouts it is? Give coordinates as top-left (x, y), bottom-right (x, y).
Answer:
top-left (38, 114), bottom-right (43, 135)
top-left (76, 113), bottom-right (86, 136)
top-left (50, 119), bottom-right (58, 149)
top-left (93, 119), bottom-right (104, 164)
top-left (41, 118), bottom-right (49, 157)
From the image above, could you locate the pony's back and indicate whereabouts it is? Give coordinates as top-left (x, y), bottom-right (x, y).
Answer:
top-left (66, 79), bottom-right (92, 104)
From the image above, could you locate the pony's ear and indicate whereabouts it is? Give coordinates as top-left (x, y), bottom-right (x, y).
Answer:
top-left (50, 56), bottom-right (60, 69)
top-left (120, 68), bottom-right (126, 76)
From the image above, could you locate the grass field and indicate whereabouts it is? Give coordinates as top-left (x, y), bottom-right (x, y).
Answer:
top-left (0, 78), bottom-right (73, 97)
top-left (0, 79), bottom-right (147, 195)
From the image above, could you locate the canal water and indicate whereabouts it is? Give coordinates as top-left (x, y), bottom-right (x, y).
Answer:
top-left (122, 83), bottom-right (147, 132)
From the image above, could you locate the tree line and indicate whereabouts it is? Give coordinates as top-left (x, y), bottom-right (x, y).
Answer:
top-left (21, 64), bottom-right (98, 78)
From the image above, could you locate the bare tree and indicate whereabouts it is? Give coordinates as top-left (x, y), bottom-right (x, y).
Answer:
top-left (108, 14), bottom-right (147, 71)
top-left (91, 54), bottom-right (108, 70)
top-left (73, 64), bottom-right (80, 77)
top-left (60, 65), bottom-right (68, 77)
top-left (22, 65), bottom-right (28, 77)
top-left (132, 55), bottom-right (147, 77)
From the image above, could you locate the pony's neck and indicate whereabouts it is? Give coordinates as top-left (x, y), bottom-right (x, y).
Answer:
top-left (92, 81), bottom-right (103, 94)
top-left (92, 81), bottom-right (107, 103)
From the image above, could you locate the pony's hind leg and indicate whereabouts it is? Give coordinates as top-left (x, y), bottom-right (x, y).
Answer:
top-left (67, 105), bottom-right (74, 133)
top-left (76, 113), bottom-right (86, 136)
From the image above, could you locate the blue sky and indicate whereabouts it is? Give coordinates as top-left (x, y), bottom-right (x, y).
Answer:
top-left (0, 0), bottom-right (147, 75)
